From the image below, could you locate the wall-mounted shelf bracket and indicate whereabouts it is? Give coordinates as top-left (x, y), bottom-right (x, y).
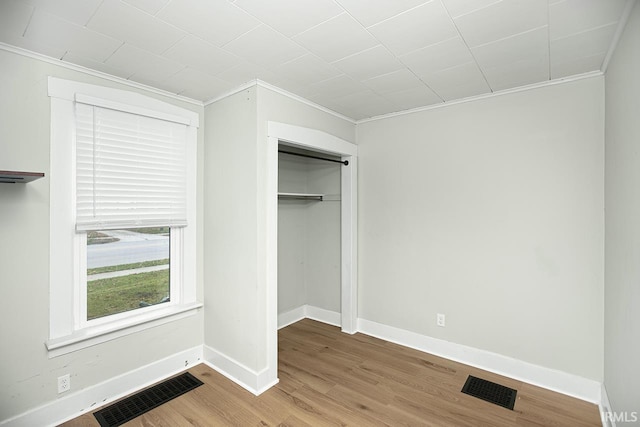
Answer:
top-left (0, 170), bottom-right (45, 184)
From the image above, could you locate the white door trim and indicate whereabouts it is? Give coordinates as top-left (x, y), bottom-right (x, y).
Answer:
top-left (266, 122), bottom-right (358, 382)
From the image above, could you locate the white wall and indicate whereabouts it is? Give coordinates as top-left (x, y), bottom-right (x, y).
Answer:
top-left (0, 50), bottom-right (204, 421)
top-left (604, 1), bottom-right (640, 416)
top-left (357, 77), bottom-right (605, 381)
top-left (278, 154), bottom-right (341, 316)
top-left (204, 84), bottom-right (354, 377)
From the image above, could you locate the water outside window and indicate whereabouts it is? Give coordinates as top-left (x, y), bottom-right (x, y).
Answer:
top-left (86, 227), bottom-right (170, 320)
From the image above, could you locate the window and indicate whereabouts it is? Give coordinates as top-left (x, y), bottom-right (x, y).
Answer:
top-left (47, 77), bottom-right (201, 357)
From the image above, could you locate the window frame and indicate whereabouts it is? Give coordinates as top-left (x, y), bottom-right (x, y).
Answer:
top-left (47, 77), bottom-right (201, 358)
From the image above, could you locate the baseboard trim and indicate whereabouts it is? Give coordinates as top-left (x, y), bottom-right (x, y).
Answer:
top-left (0, 346), bottom-right (203, 427)
top-left (357, 318), bottom-right (602, 404)
top-left (202, 345), bottom-right (278, 396)
top-left (599, 383), bottom-right (614, 427)
top-left (278, 305), bottom-right (341, 330)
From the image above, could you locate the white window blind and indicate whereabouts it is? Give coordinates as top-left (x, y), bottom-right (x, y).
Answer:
top-left (75, 102), bottom-right (188, 231)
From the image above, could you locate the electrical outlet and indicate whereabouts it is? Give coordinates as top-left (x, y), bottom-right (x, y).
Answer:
top-left (58, 374), bottom-right (70, 394)
top-left (437, 313), bottom-right (446, 327)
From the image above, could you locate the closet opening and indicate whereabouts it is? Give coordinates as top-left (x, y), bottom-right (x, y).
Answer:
top-left (265, 122), bottom-right (358, 389)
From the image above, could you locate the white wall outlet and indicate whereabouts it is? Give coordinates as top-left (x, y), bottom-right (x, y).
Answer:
top-left (57, 374), bottom-right (70, 394)
top-left (437, 313), bottom-right (446, 327)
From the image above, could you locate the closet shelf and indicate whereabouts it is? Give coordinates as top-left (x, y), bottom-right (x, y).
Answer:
top-left (278, 192), bottom-right (324, 201)
top-left (0, 170), bottom-right (45, 184)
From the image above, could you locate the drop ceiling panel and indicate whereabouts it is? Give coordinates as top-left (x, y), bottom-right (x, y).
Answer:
top-left (17, 0), bottom-right (102, 26)
top-left (25, 9), bottom-right (122, 62)
top-left (482, 56), bottom-right (549, 91)
top-left (422, 62), bottom-right (491, 101)
top-left (472, 26), bottom-right (548, 71)
top-left (551, 53), bottom-right (605, 79)
top-left (122, 0), bottom-right (170, 16)
top-left (157, 0), bottom-right (260, 47)
top-left (333, 45), bottom-right (404, 81)
top-left (270, 54), bottom-right (342, 85)
top-left (106, 44), bottom-right (184, 83)
top-left (454, 0), bottom-right (548, 47)
top-left (400, 36), bottom-right (475, 76)
top-left (549, 0), bottom-right (628, 40)
top-left (163, 35), bottom-right (240, 76)
top-left (441, 0), bottom-right (502, 19)
top-left (293, 13), bottom-right (378, 62)
top-left (87, 0), bottom-right (184, 55)
top-left (335, 0), bottom-right (428, 27)
top-left (367, 1), bottom-right (458, 56)
top-left (383, 85), bottom-right (442, 110)
top-left (223, 25), bottom-right (307, 69)
top-left (550, 23), bottom-right (617, 65)
top-left (162, 67), bottom-right (230, 100)
top-left (233, 0), bottom-right (344, 37)
top-left (0, 0), bottom-right (33, 38)
top-left (362, 68), bottom-right (427, 94)
top-left (215, 61), bottom-right (281, 86)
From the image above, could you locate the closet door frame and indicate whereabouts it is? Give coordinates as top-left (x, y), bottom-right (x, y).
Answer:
top-left (266, 122), bottom-right (358, 381)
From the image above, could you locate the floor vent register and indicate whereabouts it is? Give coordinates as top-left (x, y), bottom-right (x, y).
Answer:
top-left (461, 375), bottom-right (517, 410)
top-left (93, 372), bottom-right (203, 427)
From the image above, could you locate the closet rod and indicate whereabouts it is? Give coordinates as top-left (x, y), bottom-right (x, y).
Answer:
top-left (279, 150), bottom-right (349, 166)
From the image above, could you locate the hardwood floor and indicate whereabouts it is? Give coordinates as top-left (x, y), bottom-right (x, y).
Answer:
top-left (62, 319), bottom-right (601, 426)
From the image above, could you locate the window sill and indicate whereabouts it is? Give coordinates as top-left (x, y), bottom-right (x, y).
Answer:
top-left (45, 302), bottom-right (203, 358)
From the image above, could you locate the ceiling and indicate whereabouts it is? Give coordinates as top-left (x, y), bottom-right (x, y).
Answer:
top-left (0, 0), bottom-right (633, 121)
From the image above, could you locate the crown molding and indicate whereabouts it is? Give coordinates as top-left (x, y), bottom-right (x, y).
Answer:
top-left (356, 70), bottom-right (605, 124)
top-left (0, 42), bottom-right (203, 107)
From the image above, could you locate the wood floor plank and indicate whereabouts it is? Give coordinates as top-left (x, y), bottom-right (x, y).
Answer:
top-left (61, 319), bottom-right (601, 427)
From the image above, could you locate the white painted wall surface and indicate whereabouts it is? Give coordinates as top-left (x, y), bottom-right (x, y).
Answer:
top-left (0, 50), bottom-right (204, 422)
top-left (204, 84), bottom-right (354, 377)
top-left (357, 77), bottom-right (605, 381)
top-left (278, 154), bottom-right (341, 316)
top-left (604, 1), bottom-right (640, 416)
top-left (203, 87), bottom-right (261, 372)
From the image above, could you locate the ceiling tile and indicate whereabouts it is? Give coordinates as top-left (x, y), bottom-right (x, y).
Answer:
top-left (0, 0), bottom-right (34, 38)
top-left (122, 0), bottom-right (170, 15)
top-left (335, 0), bottom-right (427, 27)
top-left (332, 45), bottom-right (403, 81)
top-left (400, 36), bottom-right (474, 76)
top-left (362, 68), bottom-right (425, 94)
top-left (157, 0), bottom-right (259, 47)
top-left (482, 56), bottom-right (549, 91)
top-left (454, 0), bottom-right (547, 47)
top-left (215, 61), bottom-right (281, 86)
top-left (24, 9), bottom-right (122, 62)
top-left (88, 0), bottom-right (185, 54)
top-left (441, 0), bottom-right (501, 19)
top-left (106, 44), bottom-right (184, 83)
top-left (549, 0), bottom-right (628, 40)
top-left (550, 23), bottom-right (616, 65)
top-left (17, 0), bottom-right (102, 26)
top-left (331, 89), bottom-right (400, 119)
top-left (367, 1), bottom-right (458, 56)
top-left (233, 0), bottom-right (343, 37)
top-left (222, 25), bottom-right (307, 69)
top-left (270, 54), bottom-right (342, 85)
top-left (293, 13), bottom-right (378, 63)
top-left (162, 67), bottom-right (231, 100)
top-left (382, 85), bottom-right (442, 110)
top-left (422, 61), bottom-right (491, 101)
top-left (551, 52), bottom-right (605, 79)
top-left (163, 35), bottom-right (240, 76)
top-left (62, 52), bottom-right (132, 80)
top-left (306, 74), bottom-right (368, 99)
top-left (0, 34), bottom-right (67, 59)
top-left (471, 26), bottom-right (548, 70)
